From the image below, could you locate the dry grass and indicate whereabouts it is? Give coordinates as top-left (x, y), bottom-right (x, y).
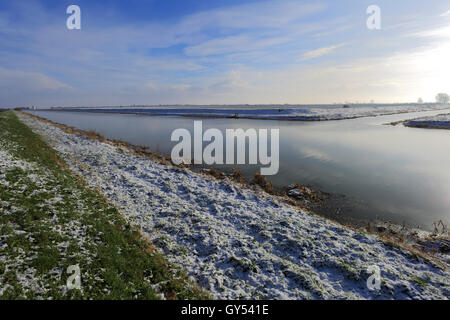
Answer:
top-left (378, 233), bottom-right (447, 270)
top-left (253, 172), bottom-right (274, 194)
top-left (84, 129), bottom-right (106, 142)
top-left (361, 221), bottom-right (448, 270)
top-left (231, 168), bottom-right (243, 183)
top-left (207, 168), bottom-right (225, 179)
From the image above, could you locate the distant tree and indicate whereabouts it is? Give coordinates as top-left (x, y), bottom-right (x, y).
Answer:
top-left (417, 97), bottom-right (423, 104)
top-left (436, 93), bottom-right (449, 104)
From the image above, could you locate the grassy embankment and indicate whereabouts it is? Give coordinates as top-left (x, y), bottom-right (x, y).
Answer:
top-left (0, 110), bottom-right (208, 299)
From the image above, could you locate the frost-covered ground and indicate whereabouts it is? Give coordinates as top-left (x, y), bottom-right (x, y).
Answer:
top-left (0, 130), bottom-right (97, 298)
top-left (18, 112), bottom-right (450, 300)
top-left (0, 148), bottom-right (54, 297)
top-left (0, 111), bottom-right (206, 299)
top-left (51, 104), bottom-right (450, 121)
top-left (404, 113), bottom-right (450, 129)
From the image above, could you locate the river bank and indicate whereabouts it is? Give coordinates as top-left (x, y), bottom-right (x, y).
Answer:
top-left (404, 113), bottom-right (450, 129)
top-left (40, 104), bottom-right (450, 121)
top-left (0, 110), bottom-right (208, 299)
top-left (14, 111), bottom-right (449, 299)
top-left (387, 113), bottom-right (450, 129)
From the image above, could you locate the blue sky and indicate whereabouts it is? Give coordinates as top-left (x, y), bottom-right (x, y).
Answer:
top-left (0, 0), bottom-right (449, 107)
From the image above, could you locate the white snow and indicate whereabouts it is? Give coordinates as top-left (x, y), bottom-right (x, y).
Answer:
top-left (17, 112), bottom-right (450, 300)
top-left (0, 148), bottom-right (49, 296)
top-left (55, 104), bottom-right (450, 121)
top-left (404, 113), bottom-right (450, 129)
top-left (0, 127), bottom-right (99, 298)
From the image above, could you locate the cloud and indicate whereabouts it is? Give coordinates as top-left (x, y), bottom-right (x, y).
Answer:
top-left (244, 40), bottom-right (450, 103)
top-left (208, 70), bottom-right (251, 93)
top-left (441, 10), bottom-right (450, 16)
top-left (299, 147), bottom-right (333, 162)
top-left (408, 25), bottom-right (450, 39)
top-left (177, 1), bottom-right (326, 31)
top-left (0, 67), bottom-right (72, 107)
top-left (133, 57), bottom-right (205, 72)
top-left (300, 43), bottom-right (345, 61)
top-left (1, 0), bottom-right (447, 107)
top-left (185, 34), bottom-right (291, 56)
top-left (0, 67), bottom-right (70, 91)
top-left (143, 81), bottom-right (194, 92)
top-left (182, 1), bottom-right (328, 57)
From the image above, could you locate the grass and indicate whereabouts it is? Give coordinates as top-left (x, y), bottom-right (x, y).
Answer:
top-left (0, 111), bottom-right (209, 300)
top-left (410, 276), bottom-right (428, 288)
top-left (231, 169), bottom-right (243, 183)
top-left (206, 168), bottom-right (225, 180)
top-left (253, 172), bottom-right (274, 194)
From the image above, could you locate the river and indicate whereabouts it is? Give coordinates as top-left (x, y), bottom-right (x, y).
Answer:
top-left (28, 109), bottom-right (450, 230)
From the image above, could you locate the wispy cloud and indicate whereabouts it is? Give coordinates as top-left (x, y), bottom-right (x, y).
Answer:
top-left (182, 1), bottom-right (328, 56)
top-left (408, 25), bottom-right (450, 39)
top-left (0, 0), bottom-right (449, 106)
top-left (0, 67), bottom-right (70, 91)
top-left (177, 1), bottom-right (326, 31)
top-left (300, 43), bottom-right (346, 61)
top-left (185, 34), bottom-right (291, 56)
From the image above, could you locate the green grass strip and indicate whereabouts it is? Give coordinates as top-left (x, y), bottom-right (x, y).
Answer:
top-left (0, 110), bottom-right (209, 300)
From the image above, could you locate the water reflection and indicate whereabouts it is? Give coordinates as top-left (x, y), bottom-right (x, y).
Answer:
top-left (29, 109), bottom-right (450, 230)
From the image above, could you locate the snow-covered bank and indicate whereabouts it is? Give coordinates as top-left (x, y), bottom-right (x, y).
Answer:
top-left (1, 111), bottom-right (206, 299)
top-left (17, 112), bottom-right (449, 300)
top-left (404, 113), bottom-right (450, 129)
top-left (45, 104), bottom-right (450, 121)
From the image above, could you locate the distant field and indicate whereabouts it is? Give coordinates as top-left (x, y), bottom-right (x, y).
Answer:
top-left (404, 113), bottom-right (450, 129)
top-left (41, 104), bottom-right (450, 121)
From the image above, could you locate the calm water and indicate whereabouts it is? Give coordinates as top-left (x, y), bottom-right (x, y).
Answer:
top-left (29, 109), bottom-right (450, 230)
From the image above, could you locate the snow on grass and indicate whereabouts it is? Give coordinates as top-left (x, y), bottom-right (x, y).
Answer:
top-left (0, 128), bottom-right (111, 298)
top-left (1, 111), bottom-right (208, 299)
top-left (0, 146), bottom-right (75, 298)
top-left (18, 112), bottom-right (450, 300)
top-left (404, 113), bottom-right (450, 129)
top-left (55, 104), bottom-right (450, 121)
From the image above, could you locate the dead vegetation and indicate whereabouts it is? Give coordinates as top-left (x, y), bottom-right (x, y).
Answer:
top-left (231, 168), bottom-right (243, 183)
top-left (363, 220), bottom-right (449, 270)
top-left (253, 172), bottom-right (274, 194)
top-left (84, 129), bottom-right (106, 142)
top-left (206, 168), bottom-right (225, 179)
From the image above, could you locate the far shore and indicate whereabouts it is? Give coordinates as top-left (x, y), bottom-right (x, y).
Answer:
top-left (387, 112), bottom-right (450, 129)
top-left (24, 104), bottom-right (450, 122)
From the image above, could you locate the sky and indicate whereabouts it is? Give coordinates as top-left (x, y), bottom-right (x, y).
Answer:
top-left (0, 0), bottom-right (449, 107)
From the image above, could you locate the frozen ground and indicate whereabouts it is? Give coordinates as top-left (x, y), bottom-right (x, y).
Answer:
top-left (404, 113), bottom-right (450, 129)
top-left (0, 127), bottom-right (96, 298)
top-left (18, 112), bottom-right (449, 300)
top-left (1, 111), bottom-right (205, 299)
top-left (49, 104), bottom-right (450, 121)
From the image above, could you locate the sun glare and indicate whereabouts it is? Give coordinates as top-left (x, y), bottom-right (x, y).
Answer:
top-left (410, 41), bottom-right (450, 100)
